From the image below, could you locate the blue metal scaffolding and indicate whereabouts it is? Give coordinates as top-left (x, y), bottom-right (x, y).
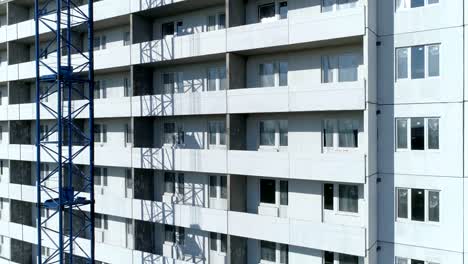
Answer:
top-left (35, 0), bottom-right (95, 263)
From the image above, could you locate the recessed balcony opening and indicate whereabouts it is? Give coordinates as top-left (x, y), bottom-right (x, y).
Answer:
top-left (10, 120), bottom-right (31, 145)
top-left (9, 160), bottom-right (33, 186)
top-left (10, 199), bottom-right (34, 227)
top-left (10, 238), bottom-right (33, 264)
top-left (134, 220), bottom-right (162, 255)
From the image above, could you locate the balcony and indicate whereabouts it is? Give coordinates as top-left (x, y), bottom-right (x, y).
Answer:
top-left (131, 30), bottom-right (226, 65)
top-left (228, 150), bottom-right (366, 184)
top-left (227, 7), bottom-right (365, 52)
top-left (228, 81), bottom-right (366, 114)
top-left (228, 211), bottom-right (366, 257)
top-left (131, 91), bottom-right (227, 117)
top-left (132, 147), bottom-right (227, 174)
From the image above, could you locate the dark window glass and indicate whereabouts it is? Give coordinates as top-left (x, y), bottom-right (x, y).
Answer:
top-left (339, 254), bottom-right (359, 264)
top-left (411, 0), bottom-right (424, 8)
top-left (258, 3), bottom-right (275, 22)
top-left (260, 241), bottom-right (276, 262)
top-left (260, 179), bottom-right (276, 204)
top-left (164, 172), bottom-right (175, 194)
top-left (279, 2), bottom-right (288, 19)
top-left (162, 22), bottom-right (174, 38)
top-left (411, 46), bottom-right (425, 79)
top-left (280, 181), bottom-right (288, 205)
top-left (280, 244), bottom-right (288, 264)
top-left (428, 118), bottom-right (439, 150)
top-left (411, 118), bottom-right (425, 150)
top-left (411, 260), bottom-right (424, 264)
top-left (164, 225), bottom-right (175, 243)
top-left (209, 176), bottom-right (217, 198)
top-left (411, 189), bottom-right (425, 221)
top-left (324, 251), bottom-right (334, 264)
top-left (177, 174), bottom-right (184, 195)
top-left (218, 14), bottom-right (226, 29)
top-left (210, 232), bottom-right (217, 251)
top-left (221, 234), bottom-right (227, 253)
top-left (339, 185), bottom-right (358, 213)
top-left (220, 176), bottom-right (227, 199)
top-left (324, 184), bottom-right (334, 210)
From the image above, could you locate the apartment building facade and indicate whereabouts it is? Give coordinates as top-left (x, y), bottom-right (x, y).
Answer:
top-left (0, 0), bottom-right (461, 263)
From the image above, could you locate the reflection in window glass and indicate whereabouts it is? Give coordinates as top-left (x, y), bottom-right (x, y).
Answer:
top-left (279, 62), bottom-right (288, 86)
top-left (261, 241), bottom-right (276, 262)
top-left (411, 0), bottom-right (424, 8)
top-left (260, 63), bottom-right (275, 87)
top-left (339, 185), bottom-right (358, 213)
top-left (397, 189), bottom-right (408, 219)
top-left (428, 45), bottom-right (440, 77)
top-left (322, 56), bottom-right (338, 83)
top-left (428, 118), bottom-right (439, 149)
top-left (396, 119), bottom-right (408, 149)
top-left (260, 121), bottom-right (276, 146)
top-left (338, 120), bottom-right (359, 148)
top-left (323, 120), bottom-right (335, 147)
top-left (279, 120), bottom-right (288, 146)
top-left (339, 54), bottom-right (359, 82)
top-left (279, 2), bottom-right (288, 19)
top-left (396, 48), bottom-right (408, 79)
top-left (258, 3), bottom-right (275, 22)
top-left (428, 191), bottom-right (439, 222)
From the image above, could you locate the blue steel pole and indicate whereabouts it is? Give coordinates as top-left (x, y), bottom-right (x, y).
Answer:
top-left (56, 0), bottom-right (64, 262)
top-left (88, 1), bottom-right (95, 263)
top-left (34, 0), bottom-right (42, 263)
top-left (66, 0), bottom-right (73, 263)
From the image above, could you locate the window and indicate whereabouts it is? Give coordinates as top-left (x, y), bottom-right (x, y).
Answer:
top-left (396, 117), bottom-right (440, 151)
top-left (177, 173), bottom-right (184, 196)
top-left (123, 32), bottom-right (130, 46)
top-left (208, 121), bottom-right (226, 147)
top-left (324, 183), bottom-right (359, 213)
top-left (322, 0), bottom-right (358, 12)
top-left (258, 3), bottom-right (275, 22)
top-left (210, 232), bottom-right (227, 254)
top-left (324, 251), bottom-right (334, 264)
top-left (207, 67), bottom-right (226, 91)
top-left (396, 0), bottom-right (438, 10)
top-left (39, 125), bottom-right (49, 142)
top-left (324, 184), bottom-right (334, 210)
top-left (218, 14), bottom-right (226, 29)
top-left (322, 54), bottom-right (359, 83)
top-left (396, 257), bottom-right (439, 264)
top-left (260, 63), bottom-right (275, 87)
top-left (396, 188), bottom-right (440, 223)
top-left (280, 180), bottom-right (288, 206)
top-left (209, 175), bottom-right (227, 199)
top-left (123, 77), bottom-right (130, 97)
top-left (260, 241), bottom-right (276, 262)
top-left (338, 120), bottom-right (359, 148)
top-left (208, 15), bottom-right (217, 31)
top-left (259, 120), bottom-right (288, 149)
top-left (339, 254), bottom-right (359, 264)
top-left (162, 22), bottom-right (175, 38)
top-left (163, 122), bottom-right (184, 146)
top-left (279, 2), bottom-right (288, 19)
top-left (94, 80), bottom-right (107, 99)
top-left (95, 214), bottom-right (108, 230)
top-left (279, 244), bottom-right (288, 264)
top-left (163, 73), bottom-right (175, 94)
top-left (339, 185), bottom-right (358, 213)
top-left (279, 62), bottom-right (288, 86)
top-left (164, 225), bottom-right (175, 243)
top-left (94, 124), bottom-right (107, 143)
top-left (94, 167), bottom-right (108, 187)
top-left (124, 124), bottom-right (132, 145)
top-left (396, 44), bottom-right (440, 80)
top-left (176, 21), bottom-right (183, 35)
top-left (260, 179), bottom-right (276, 204)
top-left (164, 172), bottom-right (175, 194)
top-left (323, 119), bottom-right (359, 150)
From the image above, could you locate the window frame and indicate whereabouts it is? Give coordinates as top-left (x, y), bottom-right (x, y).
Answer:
top-left (395, 187), bottom-right (441, 224)
top-left (258, 120), bottom-right (288, 151)
top-left (259, 178), bottom-right (289, 208)
top-left (323, 183), bottom-right (360, 215)
top-left (258, 61), bottom-right (288, 88)
top-left (395, 44), bottom-right (441, 81)
top-left (163, 122), bottom-right (184, 147)
top-left (322, 0), bottom-right (359, 12)
top-left (322, 119), bottom-right (360, 152)
top-left (395, 117), bottom-right (440, 152)
top-left (395, 257), bottom-right (440, 264)
top-left (206, 66), bottom-right (227, 92)
top-left (321, 53), bottom-right (360, 83)
top-left (208, 120), bottom-right (226, 148)
top-left (257, 1), bottom-right (289, 22)
top-left (395, 0), bottom-right (439, 12)
top-left (210, 232), bottom-right (227, 255)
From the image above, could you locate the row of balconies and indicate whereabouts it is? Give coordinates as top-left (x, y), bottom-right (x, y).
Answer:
top-left (0, 80), bottom-right (366, 120)
top-left (0, 188), bottom-right (367, 260)
top-left (0, 0), bottom-right (365, 45)
top-left (0, 145), bottom-right (367, 183)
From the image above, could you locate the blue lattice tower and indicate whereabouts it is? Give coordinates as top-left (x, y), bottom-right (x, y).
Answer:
top-left (35, 0), bottom-right (95, 263)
